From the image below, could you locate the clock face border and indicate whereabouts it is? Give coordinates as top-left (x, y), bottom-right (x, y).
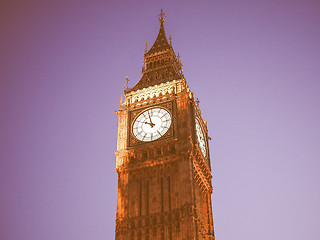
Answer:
top-left (131, 107), bottom-right (172, 142)
top-left (129, 101), bottom-right (174, 146)
top-left (195, 117), bottom-right (208, 158)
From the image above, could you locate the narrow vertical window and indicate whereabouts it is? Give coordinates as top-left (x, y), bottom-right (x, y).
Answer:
top-left (146, 180), bottom-right (149, 215)
top-left (161, 178), bottom-right (164, 212)
top-left (168, 176), bottom-right (171, 211)
top-left (207, 194), bottom-right (210, 229)
top-left (139, 181), bottom-right (142, 216)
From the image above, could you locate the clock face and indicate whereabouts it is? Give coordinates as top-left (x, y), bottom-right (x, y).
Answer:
top-left (132, 107), bottom-right (172, 142)
top-left (195, 118), bottom-right (207, 157)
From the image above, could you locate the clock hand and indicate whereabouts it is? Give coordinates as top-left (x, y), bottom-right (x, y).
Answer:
top-left (147, 111), bottom-right (155, 127)
top-left (147, 111), bottom-right (152, 121)
top-left (144, 121), bottom-right (155, 127)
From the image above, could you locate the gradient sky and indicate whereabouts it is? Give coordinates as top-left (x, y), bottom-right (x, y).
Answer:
top-left (1, 0), bottom-right (320, 240)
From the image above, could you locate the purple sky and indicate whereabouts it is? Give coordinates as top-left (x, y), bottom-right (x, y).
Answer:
top-left (1, 0), bottom-right (320, 239)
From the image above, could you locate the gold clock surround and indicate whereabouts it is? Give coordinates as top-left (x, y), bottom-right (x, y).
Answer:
top-left (129, 101), bottom-right (174, 146)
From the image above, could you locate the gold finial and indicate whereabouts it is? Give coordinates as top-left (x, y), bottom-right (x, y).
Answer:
top-left (179, 60), bottom-right (183, 73)
top-left (125, 76), bottom-right (130, 90)
top-left (158, 9), bottom-right (166, 23)
top-left (142, 59), bottom-right (146, 72)
top-left (179, 61), bottom-right (183, 75)
top-left (144, 42), bottom-right (148, 54)
top-left (195, 98), bottom-right (200, 107)
top-left (169, 35), bottom-right (172, 45)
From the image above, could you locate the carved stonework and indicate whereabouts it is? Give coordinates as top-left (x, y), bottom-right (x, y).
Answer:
top-left (124, 78), bottom-right (188, 107)
top-left (115, 11), bottom-right (215, 240)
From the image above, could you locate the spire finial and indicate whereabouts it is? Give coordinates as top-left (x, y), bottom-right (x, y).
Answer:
top-left (169, 35), bottom-right (172, 46)
top-left (125, 76), bottom-right (130, 90)
top-left (158, 9), bottom-right (166, 23)
top-left (179, 60), bottom-right (183, 69)
top-left (144, 42), bottom-right (148, 54)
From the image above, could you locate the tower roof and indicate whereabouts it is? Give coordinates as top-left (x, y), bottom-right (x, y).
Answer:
top-left (146, 16), bottom-right (171, 55)
top-left (125, 10), bottom-right (183, 93)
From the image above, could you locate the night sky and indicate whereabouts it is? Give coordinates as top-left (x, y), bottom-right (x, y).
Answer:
top-left (1, 0), bottom-right (320, 239)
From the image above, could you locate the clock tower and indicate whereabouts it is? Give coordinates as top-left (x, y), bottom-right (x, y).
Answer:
top-left (115, 10), bottom-right (215, 240)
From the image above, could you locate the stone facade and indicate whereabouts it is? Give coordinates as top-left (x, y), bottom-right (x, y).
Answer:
top-left (115, 10), bottom-right (215, 240)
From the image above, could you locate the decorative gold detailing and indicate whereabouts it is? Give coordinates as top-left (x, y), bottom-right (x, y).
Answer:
top-left (144, 42), bottom-right (148, 54)
top-left (125, 76), bottom-right (130, 90)
top-left (195, 98), bottom-right (200, 107)
top-left (128, 101), bottom-right (174, 147)
top-left (117, 149), bottom-right (179, 173)
top-left (116, 204), bottom-right (195, 229)
top-left (127, 13), bottom-right (185, 93)
top-left (191, 152), bottom-right (212, 190)
top-left (179, 60), bottom-right (183, 74)
top-left (120, 95), bottom-right (124, 108)
top-left (142, 59), bottom-right (146, 72)
top-left (125, 79), bottom-right (184, 106)
top-left (154, 71), bottom-right (159, 81)
top-left (194, 96), bottom-right (203, 116)
top-left (115, 11), bottom-right (215, 240)
top-left (158, 9), bottom-right (166, 23)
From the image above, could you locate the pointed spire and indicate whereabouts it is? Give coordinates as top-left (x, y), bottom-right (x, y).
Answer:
top-left (126, 10), bottom-right (182, 93)
top-left (146, 9), bottom-right (171, 55)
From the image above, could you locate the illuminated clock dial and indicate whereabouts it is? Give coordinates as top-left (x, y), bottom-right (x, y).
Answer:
top-left (195, 118), bottom-right (207, 157)
top-left (132, 108), bottom-right (172, 142)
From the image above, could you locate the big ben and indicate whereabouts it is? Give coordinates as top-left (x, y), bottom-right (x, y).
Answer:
top-left (115, 10), bottom-right (215, 240)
